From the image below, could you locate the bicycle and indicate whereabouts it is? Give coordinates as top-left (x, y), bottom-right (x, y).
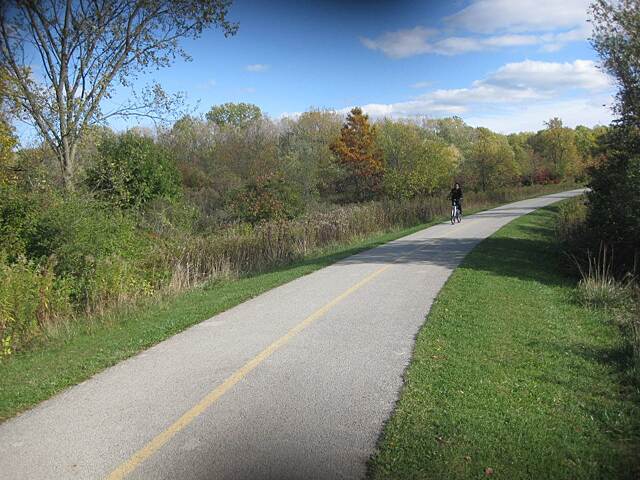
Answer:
top-left (451, 200), bottom-right (462, 224)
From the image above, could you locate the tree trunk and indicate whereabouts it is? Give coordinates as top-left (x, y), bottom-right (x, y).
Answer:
top-left (58, 138), bottom-right (76, 190)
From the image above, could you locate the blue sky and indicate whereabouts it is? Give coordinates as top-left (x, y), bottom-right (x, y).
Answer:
top-left (20, 0), bottom-right (616, 142)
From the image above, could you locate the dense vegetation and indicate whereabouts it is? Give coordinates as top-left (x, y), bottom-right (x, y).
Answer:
top-left (0, 103), bottom-right (592, 357)
top-left (576, 0), bottom-right (640, 277)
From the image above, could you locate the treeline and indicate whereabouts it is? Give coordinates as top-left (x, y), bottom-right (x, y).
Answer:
top-left (119, 107), bottom-right (606, 218)
top-left (6, 104), bottom-right (603, 223)
top-left (0, 104), bottom-right (591, 355)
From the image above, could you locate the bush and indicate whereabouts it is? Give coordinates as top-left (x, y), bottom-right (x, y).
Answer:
top-left (0, 184), bottom-right (41, 260)
top-left (0, 255), bottom-right (72, 356)
top-left (86, 132), bottom-right (181, 209)
top-left (27, 194), bottom-right (155, 310)
top-left (533, 168), bottom-right (561, 185)
top-left (586, 126), bottom-right (640, 276)
top-left (555, 196), bottom-right (588, 245)
top-left (227, 173), bottom-right (303, 224)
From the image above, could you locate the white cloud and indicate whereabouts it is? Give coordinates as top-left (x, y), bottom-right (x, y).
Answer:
top-left (465, 96), bottom-right (614, 133)
top-left (430, 34), bottom-right (539, 55)
top-left (539, 24), bottom-right (592, 52)
top-left (245, 64), bottom-right (270, 72)
top-left (335, 59), bottom-right (612, 132)
top-left (428, 83), bottom-right (543, 105)
top-left (482, 34), bottom-right (540, 48)
top-left (360, 26), bottom-right (436, 59)
top-left (362, 0), bottom-right (592, 58)
top-left (363, 28), bottom-right (591, 57)
top-left (431, 37), bottom-right (483, 55)
top-left (445, 0), bottom-right (590, 34)
top-left (487, 59), bottom-right (611, 92)
top-left (410, 81), bottom-right (433, 89)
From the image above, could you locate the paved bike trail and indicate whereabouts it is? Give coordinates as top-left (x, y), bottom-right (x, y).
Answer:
top-left (0, 190), bottom-right (584, 479)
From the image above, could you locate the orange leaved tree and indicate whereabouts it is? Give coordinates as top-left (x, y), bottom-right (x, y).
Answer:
top-left (330, 107), bottom-right (384, 202)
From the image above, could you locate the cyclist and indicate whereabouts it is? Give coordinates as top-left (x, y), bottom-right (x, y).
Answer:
top-left (449, 182), bottom-right (463, 216)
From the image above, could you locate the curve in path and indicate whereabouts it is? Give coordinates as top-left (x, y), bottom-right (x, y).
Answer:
top-left (0, 190), bottom-right (584, 480)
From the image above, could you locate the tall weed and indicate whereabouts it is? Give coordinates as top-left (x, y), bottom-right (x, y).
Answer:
top-left (0, 256), bottom-right (72, 356)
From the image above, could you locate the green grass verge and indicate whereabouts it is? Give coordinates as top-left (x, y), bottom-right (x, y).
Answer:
top-left (369, 204), bottom-right (640, 479)
top-left (0, 221), bottom-right (437, 422)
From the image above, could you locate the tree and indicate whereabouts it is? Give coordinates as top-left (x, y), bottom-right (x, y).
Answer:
top-left (0, 117), bottom-right (17, 184)
top-left (376, 119), bottom-right (424, 171)
top-left (585, 127), bottom-right (640, 274)
top-left (591, 0), bottom-right (640, 127)
top-left (86, 131), bottom-right (181, 209)
top-left (585, 0), bottom-right (640, 275)
top-left (330, 107), bottom-right (384, 202)
top-left (539, 118), bottom-right (580, 178)
top-left (206, 102), bottom-right (262, 128)
top-left (508, 132), bottom-right (538, 185)
top-left (227, 173), bottom-right (303, 224)
top-left (423, 116), bottom-right (477, 158)
top-left (464, 128), bottom-right (519, 191)
top-left (377, 119), bottom-right (459, 199)
top-left (279, 109), bottom-right (342, 201)
top-left (0, 0), bottom-right (238, 188)
top-left (213, 116), bottom-right (280, 181)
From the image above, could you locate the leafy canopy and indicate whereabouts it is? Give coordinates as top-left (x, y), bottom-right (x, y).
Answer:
top-left (206, 103), bottom-right (263, 128)
top-left (86, 132), bottom-right (181, 209)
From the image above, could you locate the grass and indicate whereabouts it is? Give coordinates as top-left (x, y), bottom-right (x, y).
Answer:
top-left (368, 204), bottom-right (640, 479)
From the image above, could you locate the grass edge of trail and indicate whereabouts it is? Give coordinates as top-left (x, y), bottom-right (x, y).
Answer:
top-left (368, 203), bottom-right (640, 480)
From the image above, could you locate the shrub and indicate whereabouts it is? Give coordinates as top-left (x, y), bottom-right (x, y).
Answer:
top-left (555, 196), bottom-right (588, 245)
top-left (227, 173), bottom-right (303, 224)
top-left (0, 184), bottom-right (41, 260)
top-left (586, 126), bottom-right (640, 276)
top-left (533, 168), bottom-right (561, 185)
top-left (27, 194), bottom-right (154, 310)
top-left (0, 255), bottom-right (72, 356)
top-left (86, 132), bottom-right (181, 209)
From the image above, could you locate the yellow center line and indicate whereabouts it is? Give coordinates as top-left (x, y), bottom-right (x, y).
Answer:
top-left (105, 230), bottom-right (459, 480)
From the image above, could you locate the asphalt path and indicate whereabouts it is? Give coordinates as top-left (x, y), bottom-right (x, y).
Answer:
top-left (0, 190), bottom-right (585, 480)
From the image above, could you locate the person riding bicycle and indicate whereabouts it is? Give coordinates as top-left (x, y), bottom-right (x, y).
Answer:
top-left (449, 182), bottom-right (463, 215)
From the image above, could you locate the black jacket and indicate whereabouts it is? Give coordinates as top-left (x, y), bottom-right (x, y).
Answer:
top-left (449, 187), bottom-right (463, 202)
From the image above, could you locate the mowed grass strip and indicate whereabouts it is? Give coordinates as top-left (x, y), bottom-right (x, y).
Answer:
top-left (369, 205), bottom-right (640, 480)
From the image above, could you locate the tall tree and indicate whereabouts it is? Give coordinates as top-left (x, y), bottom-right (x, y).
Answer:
top-left (539, 118), bottom-right (580, 178)
top-left (464, 128), bottom-right (518, 191)
top-left (206, 102), bottom-right (262, 128)
top-left (586, 0), bottom-right (640, 274)
top-left (330, 107), bottom-right (383, 202)
top-left (279, 109), bottom-right (342, 200)
top-left (591, 0), bottom-right (640, 127)
top-left (0, 117), bottom-right (17, 184)
top-left (377, 119), bottom-right (459, 199)
top-left (508, 132), bottom-right (538, 185)
top-left (0, 0), bottom-right (237, 188)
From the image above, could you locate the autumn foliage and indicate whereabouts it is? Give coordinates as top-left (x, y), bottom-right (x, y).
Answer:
top-left (330, 107), bottom-right (384, 202)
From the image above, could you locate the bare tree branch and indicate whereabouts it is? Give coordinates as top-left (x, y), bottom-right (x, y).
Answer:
top-left (0, 0), bottom-right (238, 188)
